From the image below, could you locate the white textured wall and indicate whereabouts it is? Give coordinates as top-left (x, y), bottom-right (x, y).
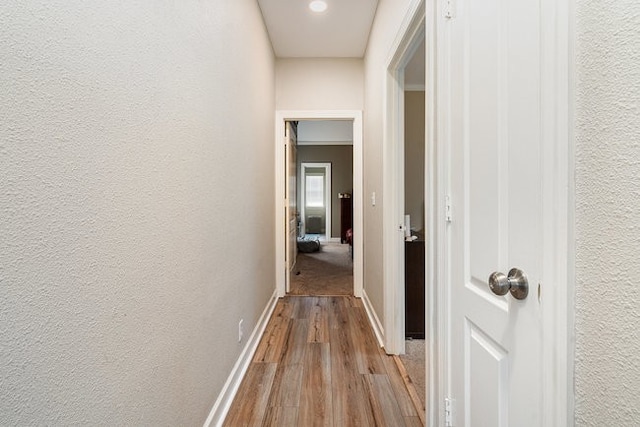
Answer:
top-left (0, 1), bottom-right (275, 425)
top-left (276, 58), bottom-right (364, 110)
top-left (575, 0), bottom-right (640, 424)
top-left (363, 0), bottom-right (416, 321)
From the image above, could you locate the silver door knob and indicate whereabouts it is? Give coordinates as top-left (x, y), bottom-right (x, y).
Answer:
top-left (488, 268), bottom-right (529, 300)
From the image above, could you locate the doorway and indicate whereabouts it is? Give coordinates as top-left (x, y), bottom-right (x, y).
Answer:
top-left (382, 7), bottom-right (426, 353)
top-left (275, 111), bottom-right (363, 298)
top-left (289, 123), bottom-right (354, 297)
top-left (383, 0), bottom-right (428, 422)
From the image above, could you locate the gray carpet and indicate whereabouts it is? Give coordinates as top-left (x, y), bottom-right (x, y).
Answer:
top-left (399, 339), bottom-right (426, 411)
top-left (289, 242), bottom-right (353, 296)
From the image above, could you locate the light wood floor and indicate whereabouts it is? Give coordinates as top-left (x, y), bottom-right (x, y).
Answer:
top-left (223, 296), bottom-right (423, 427)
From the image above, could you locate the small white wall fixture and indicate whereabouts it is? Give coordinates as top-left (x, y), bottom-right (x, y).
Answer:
top-left (275, 111), bottom-right (363, 298)
top-left (300, 162), bottom-right (332, 239)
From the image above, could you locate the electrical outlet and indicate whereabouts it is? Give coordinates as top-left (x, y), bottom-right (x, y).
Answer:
top-left (238, 319), bottom-right (244, 343)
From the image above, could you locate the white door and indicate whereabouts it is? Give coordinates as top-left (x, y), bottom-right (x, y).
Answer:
top-left (447, 0), bottom-right (543, 425)
top-left (285, 122), bottom-right (297, 292)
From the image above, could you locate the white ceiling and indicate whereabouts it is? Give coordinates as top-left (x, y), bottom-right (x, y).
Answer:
top-left (257, 0), bottom-right (379, 58)
top-left (297, 120), bottom-right (353, 145)
top-left (258, 0), bottom-right (424, 87)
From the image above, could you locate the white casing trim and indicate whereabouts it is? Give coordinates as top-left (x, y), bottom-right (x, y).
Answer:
top-left (540, 0), bottom-right (573, 424)
top-left (202, 290), bottom-right (279, 427)
top-left (425, 0), bottom-right (445, 425)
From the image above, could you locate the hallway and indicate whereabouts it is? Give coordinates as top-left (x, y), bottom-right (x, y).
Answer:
top-left (223, 296), bottom-right (423, 426)
top-left (4, 1), bottom-right (635, 425)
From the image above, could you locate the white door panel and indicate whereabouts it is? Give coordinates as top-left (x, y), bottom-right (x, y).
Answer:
top-left (449, 0), bottom-right (543, 425)
top-left (466, 323), bottom-right (508, 427)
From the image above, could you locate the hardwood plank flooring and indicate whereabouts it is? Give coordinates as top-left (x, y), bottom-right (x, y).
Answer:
top-left (299, 342), bottom-right (333, 426)
top-left (362, 374), bottom-right (406, 426)
top-left (380, 352), bottom-right (420, 418)
top-left (392, 355), bottom-right (427, 426)
top-left (307, 299), bottom-right (330, 343)
top-left (223, 296), bottom-right (422, 427)
top-left (224, 362), bottom-right (277, 426)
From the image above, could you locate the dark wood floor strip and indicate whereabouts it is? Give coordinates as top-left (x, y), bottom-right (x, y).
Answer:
top-left (224, 296), bottom-right (424, 427)
top-left (307, 299), bottom-right (330, 343)
top-left (253, 302), bottom-right (292, 364)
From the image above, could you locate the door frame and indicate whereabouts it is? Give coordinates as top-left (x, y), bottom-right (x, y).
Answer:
top-left (428, 1), bottom-right (573, 426)
top-left (275, 110), bottom-right (363, 298)
top-left (382, 0), bottom-right (425, 356)
top-left (299, 162), bottom-right (332, 239)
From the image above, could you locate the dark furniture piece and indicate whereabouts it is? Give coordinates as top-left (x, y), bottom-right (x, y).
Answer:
top-left (340, 194), bottom-right (352, 244)
top-left (405, 240), bottom-right (425, 338)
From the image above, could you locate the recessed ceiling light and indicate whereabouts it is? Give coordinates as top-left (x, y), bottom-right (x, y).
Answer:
top-left (309, 0), bottom-right (328, 13)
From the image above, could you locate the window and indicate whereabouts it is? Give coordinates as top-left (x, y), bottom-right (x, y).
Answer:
top-left (305, 174), bottom-right (324, 207)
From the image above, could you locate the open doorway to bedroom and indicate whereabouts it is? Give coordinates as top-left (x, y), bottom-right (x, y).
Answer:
top-left (275, 111), bottom-right (363, 300)
top-left (289, 120), bottom-right (354, 296)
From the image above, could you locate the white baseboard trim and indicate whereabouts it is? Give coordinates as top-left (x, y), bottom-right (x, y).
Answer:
top-left (328, 237), bottom-right (341, 243)
top-left (362, 289), bottom-right (385, 348)
top-left (203, 289), bottom-right (279, 427)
